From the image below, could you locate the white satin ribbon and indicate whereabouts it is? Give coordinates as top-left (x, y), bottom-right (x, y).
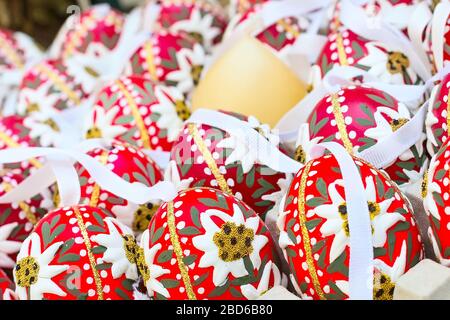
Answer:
top-left (0, 141), bottom-right (177, 207)
top-left (311, 142), bottom-right (373, 300)
top-left (340, 0), bottom-right (432, 81)
top-left (142, 150), bottom-right (171, 171)
top-left (187, 109), bottom-right (302, 174)
top-left (432, 1), bottom-right (450, 72)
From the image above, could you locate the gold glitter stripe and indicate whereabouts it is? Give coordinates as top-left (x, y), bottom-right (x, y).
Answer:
top-left (2, 182), bottom-right (38, 225)
top-left (187, 123), bottom-right (232, 195)
top-left (89, 150), bottom-right (110, 207)
top-left (331, 93), bottom-right (353, 154)
top-left (36, 64), bottom-right (81, 106)
top-left (167, 201), bottom-right (197, 300)
top-left (277, 19), bottom-right (300, 38)
top-left (116, 80), bottom-right (151, 150)
top-left (144, 42), bottom-right (158, 82)
top-left (74, 207), bottom-right (104, 300)
top-left (0, 36), bottom-right (24, 69)
top-left (446, 87), bottom-right (450, 137)
top-left (336, 33), bottom-right (349, 66)
top-left (298, 161), bottom-right (326, 300)
top-left (0, 131), bottom-right (43, 169)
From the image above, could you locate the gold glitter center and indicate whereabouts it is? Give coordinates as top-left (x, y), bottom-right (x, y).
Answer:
top-left (86, 126), bottom-right (103, 139)
top-left (386, 51), bottom-right (410, 75)
top-left (175, 100), bottom-right (191, 121)
top-left (294, 145), bottom-right (306, 164)
top-left (122, 234), bottom-right (138, 264)
top-left (133, 203), bottom-right (159, 232)
top-left (421, 171), bottom-right (428, 199)
top-left (15, 256), bottom-right (39, 288)
top-left (389, 118), bottom-right (409, 132)
top-left (213, 221), bottom-right (254, 262)
top-left (26, 103), bottom-right (40, 114)
top-left (373, 272), bottom-right (395, 300)
top-left (136, 246), bottom-right (150, 283)
top-left (191, 65), bottom-right (203, 86)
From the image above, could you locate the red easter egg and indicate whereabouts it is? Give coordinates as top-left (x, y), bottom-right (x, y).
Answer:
top-left (141, 187), bottom-right (281, 300)
top-left (225, 3), bottom-right (309, 52)
top-left (423, 139), bottom-right (450, 267)
top-left (0, 171), bottom-right (53, 270)
top-left (0, 115), bottom-right (43, 173)
top-left (316, 27), bottom-right (421, 85)
top-left (54, 5), bottom-right (124, 61)
top-left (17, 59), bottom-right (92, 116)
top-left (83, 75), bottom-right (191, 151)
top-left (13, 205), bottom-right (138, 300)
top-left (156, 0), bottom-right (228, 51)
top-left (278, 153), bottom-right (424, 300)
top-left (126, 30), bottom-right (206, 95)
top-left (425, 72), bottom-right (450, 155)
top-left (0, 268), bottom-right (14, 300)
top-left (73, 140), bottom-right (163, 232)
top-left (298, 85), bottom-right (426, 185)
top-left (168, 111), bottom-right (288, 219)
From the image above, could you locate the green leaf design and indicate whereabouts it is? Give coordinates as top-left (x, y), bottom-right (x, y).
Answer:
top-left (151, 226), bottom-right (165, 243)
top-left (230, 287), bottom-right (244, 298)
top-left (58, 254), bottom-right (81, 263)
top-left (327, 251), bottom-right (349, 275)
top-left (306, 197), bottom-right (327, 207)
top-left (194, 272), bottom-right (209, 286)
top-left (316, 178), bottom-right (328, 199)
top-left (160, 279), bottom-right (180, 289)
top-left (190, 207), bottom-right (202, 229)
top-left (92, 245), bottom-right (107, 255)
top-left (115, 287), bottom-right (131, 300)
top-left (208, 280), bottom-right (230, 297)
top-left (157, 249), bottom-right (173, 264)
top-left (182, 254), bottom-right (198, 266)
top-left (375, 175), bottom-right (385, 198)
top-left (179, 226), bottom-right (202, 236)
top-left (93, 211), bottom-right (105, 227)
top-left (59, 239), bottom-right (75, 255)
top-left (87, 225), bottom-right (106, 233)
top-left (305, 218), bottom-right (321, 231)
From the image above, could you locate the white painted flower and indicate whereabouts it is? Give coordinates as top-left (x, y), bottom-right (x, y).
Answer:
top-left (23, 111), bottom-right (63, 147)
top-left (423, 156), bottom-right (442, 220)
top-left (152, 85), bottom-right (189, 142)
top-left (140, 229), bottom-right (171, 298)
top-left (240, 261), bottom-right (282, 300)
top-left (165, 44), bottom-right (206, 94)
top-left (401, 159), bottom-right (428, 197)
top-left (17, 82), bottom-right (59, 116)
top-left (0, 222), bottom-right (22, 268)
top-left (170, 8), bottom-right (221, 51)
top-left (428, 227), bottom-right (450, 267)
top-left (364, 104), bottom-right (421, 161)
top-left (66, 57), bottom-right (101, 94)
top-left (192, 203), bottom-right (268, 286)
top-left (217, 116), bottom-right (279, 174)
top-left (14, 232), bottom-right (69, 300)
top-left (314, 176), bottom-right (405, 263)
top-left (358, 42), bottom-right (417, 85)
top-left (276, 194), bottom-right (295, 252)
top-left (90, 217), bottom-right (138, 280)
top-left (83, 106), bottom-right (127, 140)
top-left (294, 123), bottom-right (323, 164)
top-left (164, 160), bottom-right (193, 192)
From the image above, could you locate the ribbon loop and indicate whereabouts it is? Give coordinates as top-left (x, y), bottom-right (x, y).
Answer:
top-left (311, 142), bottom-right (373, 300)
